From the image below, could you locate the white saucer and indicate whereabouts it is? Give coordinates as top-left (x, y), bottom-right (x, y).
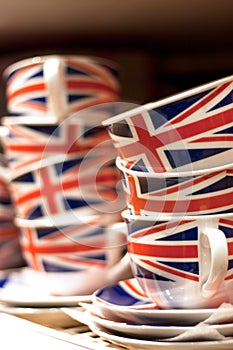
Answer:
top-left (89, 321), bottom-right (233, 350)
top-left (92, 279), bottom-right (218, 325)
top-left (0, 303), bottom-right (79, 328)
top-left (0, 267), bottom-right (91, 307)
top-left (0, 294), bottom-right (91, 307)
top-left (90, 312), bottom-right (233, 339)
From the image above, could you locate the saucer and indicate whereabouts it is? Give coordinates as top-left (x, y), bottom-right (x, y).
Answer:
top-left (0, 267), bottom-right (91, 307)
top-left (89, 321), bottom-right (233, 350)
top-left (0, 303), bottom-right (79, 328)
top-left (92, 279), bottom-right (219, 325)
top-left (90, 312), bottom-right (233, 339)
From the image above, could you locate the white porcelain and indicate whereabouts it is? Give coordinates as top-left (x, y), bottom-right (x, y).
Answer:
top-left (0, 268), bottom-right (92, 307)
top-left (116, 156), bottom-right (233, 215)
top-left (10, 153), bottom-right (122, 219)
top-left (1, 102), bottom-right (137, 179)
top-left (123, 210), bottom-right (233, 309)
top-left (103, 74), bottom-right (233, 172)
top-left (0, 218), bottom-right (129, 297)
top-left (12, 217), bottom-right (131, 298)
top-left (91, 279), bottom-right (218, 326)
top-left (89, 312), bottom-right (233, 339)
top-left (4, 55), bottom-right (120, 121)
top-left (88, 322), bottom-right (233, 350)
top-left (15, 208), bottom-right (121, 227)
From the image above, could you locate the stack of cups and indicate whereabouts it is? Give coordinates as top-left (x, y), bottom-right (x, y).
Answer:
top-left (0, 55), bottom-right (128, 295)
top-left (102, 74), bottom-right (233, 309)
top-left (0, 146), bottom-right (25, 270)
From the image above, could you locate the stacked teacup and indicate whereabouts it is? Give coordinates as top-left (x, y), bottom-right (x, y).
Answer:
top-left (0, 55), bottom-right (128, 295)
top-left (103, 74), bottom-right (233, 309)
top-left (0, 146), bottom-right (25, 270)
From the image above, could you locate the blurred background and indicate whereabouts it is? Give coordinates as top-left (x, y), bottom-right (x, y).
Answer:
top-left (0, 0), bottom-right (232, 113)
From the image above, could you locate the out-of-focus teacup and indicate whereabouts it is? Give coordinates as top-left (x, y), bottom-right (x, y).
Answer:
top-left (9, 153), bottom-right (124, 220)
top-left (1, 114), bottom-right (115, 175)
top-left (117, 157), bottom-right (233, 216)
top-left (15, 213), bottom-right (128, 295)
top-left (4, 55), bottom-right (120, 121)
top-left (1, 102), bottom-right (139, 175)
top-left (103, 74), bottom-right (233, 172)
top-left (0, 150), bottom-right (25, 269)
top-left (122, 210), bottom-right (233, 309)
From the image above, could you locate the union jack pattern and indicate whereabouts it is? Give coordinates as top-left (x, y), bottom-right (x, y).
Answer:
top-left (118, 278), bottom-right (153, 304)
top-left (6, 57), bottom-right (120, 117)
top-left (4, 120), bottom-right (113, 174)
top-left (121, 167), bottom-right (233, 215)
top-left (95, 278), bottom-right (156, 308)
top-left (127, 218), bottom-right (233, 284)
top-left (109, 81), bottom-right (233, 171)
top-left (19, 216), bottom-right (113, 272)
top-left (10, 156), bottom-right (120, 219)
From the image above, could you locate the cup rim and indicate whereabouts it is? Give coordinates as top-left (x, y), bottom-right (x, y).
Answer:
top-left (102, 74), bottom-right (233, 126)
top-left (3, 54), bottom-right (120, 78)
top-left (2, 116), bottom-right (59, 125)
top-left (116, 156), bottom-right (233, 177)
top-left (9, 147), bottom-right (111, 179)
top-left (15, 210), bottom-right (121, 228)
top-left (2, 102), bottom-right (132, 125)
top-left (122, 209), bottom-right (233, 222)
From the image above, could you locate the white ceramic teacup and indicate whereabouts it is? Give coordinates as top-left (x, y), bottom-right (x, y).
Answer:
top-left (103, 74), bottom-right (233, 172)
top-left (4, 55), bottom-right (121, 121)
top-left (116, 157), bottom-right (233, 216)
top-left (1, 111), bottom-right (115, 175)
top-left (122, 210), bottom-right (233, 309)
top-left (15, 214), bottom-right (130, 296)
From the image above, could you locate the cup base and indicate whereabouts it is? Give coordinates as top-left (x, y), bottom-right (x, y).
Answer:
top-left (138, 276), bottom-right (233, 309)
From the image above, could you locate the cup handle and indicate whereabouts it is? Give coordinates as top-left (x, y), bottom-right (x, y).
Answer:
top-left (43, 58), bottom-right (68, 121)
top-left (200, 227), bottom-right (228, 298)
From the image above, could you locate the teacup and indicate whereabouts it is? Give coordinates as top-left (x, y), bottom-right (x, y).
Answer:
top-left (0, 152), bottom-right (18, 221)
top-left (122, 210), bottom-right (233, 309)
top-left (0, 152), bottom-right (25, 269)
top-left (1, 102), bottom-right (139, 175)
top-left (117, 157), bottom-right (233, 216)
top-left (4, 55), bottom-right (120, 121)
top-left (9, 152), bottom-right (124, 220)
top-left (103, 74), bottom-right (233, 172)
top-left (15, 213), bottom-right (128, 295)
top-left (1, 114), bottom-right (114, 175)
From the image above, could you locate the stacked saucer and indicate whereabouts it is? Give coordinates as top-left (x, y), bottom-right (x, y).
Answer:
top-left (92, 74), bottom-right (233, 348)
top-left (63, 278), bottom-right (233, 350)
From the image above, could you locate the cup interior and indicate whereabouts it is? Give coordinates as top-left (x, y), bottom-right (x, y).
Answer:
top-left (102, 74), bottom-right (233, 126)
